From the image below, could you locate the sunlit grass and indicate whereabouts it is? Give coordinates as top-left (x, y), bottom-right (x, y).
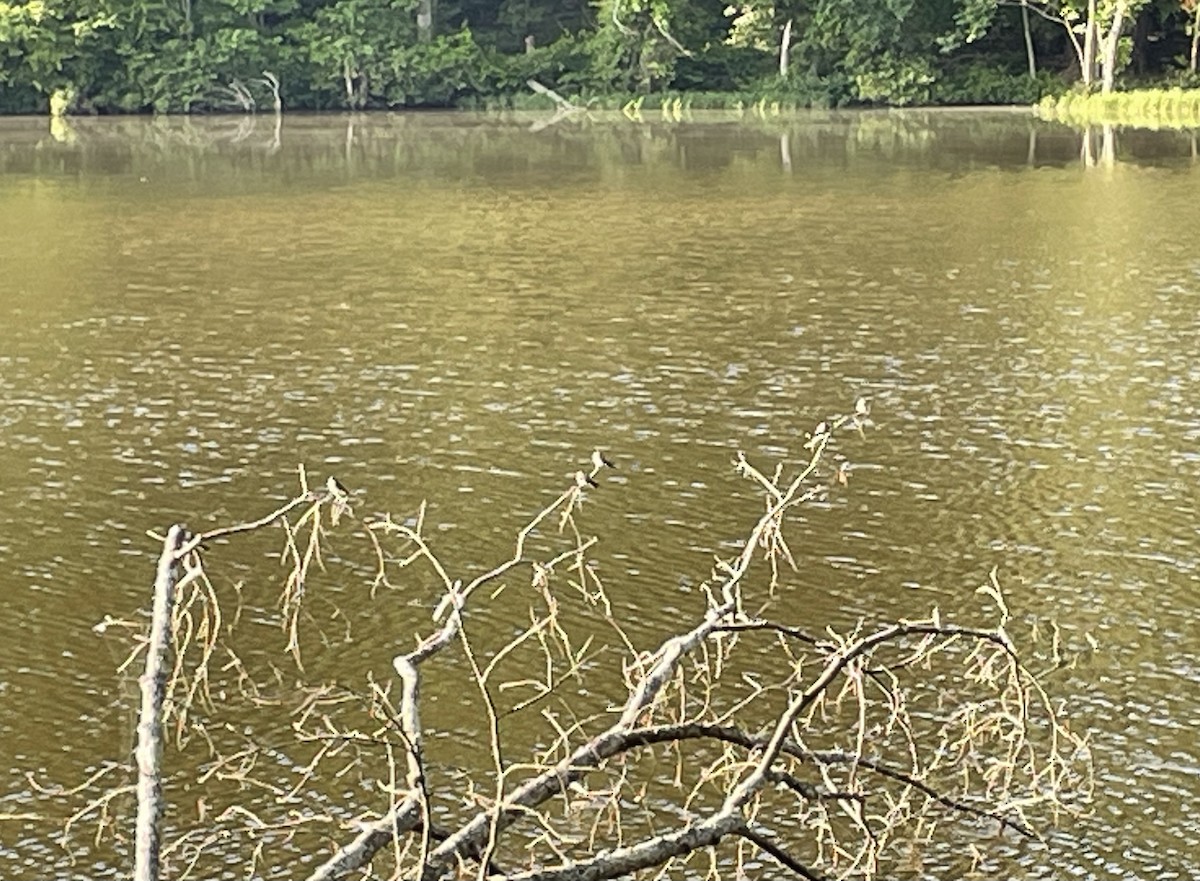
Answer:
top-left (1036, 88), bottom-right (1200, 130)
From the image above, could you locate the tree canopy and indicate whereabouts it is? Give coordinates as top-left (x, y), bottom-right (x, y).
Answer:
top-left (1, 0), bottom-right (1197, 113)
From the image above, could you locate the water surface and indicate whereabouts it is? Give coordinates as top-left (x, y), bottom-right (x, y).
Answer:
top-left (0, 110), bottom-right (1198, 879)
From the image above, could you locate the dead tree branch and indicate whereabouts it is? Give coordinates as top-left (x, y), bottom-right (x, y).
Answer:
top-left (45, 405), bottom-right (1089, 881)
top-left (134, 524), bottom-right (188, 881)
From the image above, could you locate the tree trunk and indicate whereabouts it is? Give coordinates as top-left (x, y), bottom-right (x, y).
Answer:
top-left (342, 57), bottom-right (355, 106)
top-left (417, 0), bottom-right (433, 42)
top-left (1191, 3), bottom-right (1200, 73)
top-left (1100, 0), bottom-right (1130, 93)
top-left (779, 19), bottom-right (792, 77)
top-left (1021, 1), bottom-right (1037, 78)
top-left (1082, 0), bottom-right (1098, 86)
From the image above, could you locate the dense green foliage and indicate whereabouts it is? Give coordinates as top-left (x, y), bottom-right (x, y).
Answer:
top-left (1, 0), bottom-right (1199, 113)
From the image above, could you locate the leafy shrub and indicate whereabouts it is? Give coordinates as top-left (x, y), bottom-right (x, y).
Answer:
top-left (381, 30), bottom-right (486, 107)
top-left (477, 31), bottom-right (601, 99)
top-left (851, 54), bottom-right (936, 106)
top-left (933, 62), bottom-right (1062, 105)
top-left (767, 69), bottom-right (855, 108)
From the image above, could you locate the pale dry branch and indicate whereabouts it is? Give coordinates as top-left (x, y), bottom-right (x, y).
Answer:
top-left (42, 414), bottom-right (1089, 881)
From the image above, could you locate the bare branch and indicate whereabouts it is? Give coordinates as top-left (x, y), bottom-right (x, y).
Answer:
top-left (47, 414), bottom-right (1086, 881)
top-left (739, 825), bottom-right (827, 881)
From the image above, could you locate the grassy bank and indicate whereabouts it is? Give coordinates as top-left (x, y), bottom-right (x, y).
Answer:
top-left (1037, 88), bottom-right (1200, 129)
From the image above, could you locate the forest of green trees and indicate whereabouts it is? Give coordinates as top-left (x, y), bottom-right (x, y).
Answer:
top-left (2, 0), bottom-right (1199, 114)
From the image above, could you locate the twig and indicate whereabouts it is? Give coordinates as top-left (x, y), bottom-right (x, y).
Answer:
top-left (739, 825), bottom-right (827, 880)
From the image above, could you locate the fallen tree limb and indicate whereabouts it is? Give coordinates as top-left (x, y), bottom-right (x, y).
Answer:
top-left (41, 408), bottom-right (1090, 881)
top-left (526, 79), bottom-right (580, 112)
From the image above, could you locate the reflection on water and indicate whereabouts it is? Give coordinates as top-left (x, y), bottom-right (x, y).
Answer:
top-left (4, 108), bottom-right (1199, 183)
top-left (0, 111), bottom-right (1198, 879)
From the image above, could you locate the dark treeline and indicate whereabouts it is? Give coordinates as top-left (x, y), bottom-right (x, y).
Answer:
top-left (2, 0), bottom-right (1199, 114)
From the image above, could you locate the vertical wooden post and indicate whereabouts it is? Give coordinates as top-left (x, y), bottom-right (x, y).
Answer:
top-left (134, 524), bottom-right (188, 881)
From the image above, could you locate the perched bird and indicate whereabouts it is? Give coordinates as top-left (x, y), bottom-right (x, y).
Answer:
top-left (854, 397), bottom-right (870, 418)
top-left (326, 476), bottom-right (352, 525)
top-left (574, 471), bottom-right (599, 489)
top-left (804, 421), bottom-right (829, 450)
top-left (591, 450), bottom-right (616, 470)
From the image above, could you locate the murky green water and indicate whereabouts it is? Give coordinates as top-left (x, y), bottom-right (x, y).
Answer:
top-left (1, 111), bottom-right (1198, 879)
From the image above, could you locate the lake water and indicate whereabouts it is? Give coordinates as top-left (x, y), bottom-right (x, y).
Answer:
top-left (0, 110), bottom-right (1198, 879)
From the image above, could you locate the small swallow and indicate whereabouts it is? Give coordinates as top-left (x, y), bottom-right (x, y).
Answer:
top-left (591, 450), bottom-right (616, 470)
top-left (804, 422), bottom-right (829, 451)
top-left (326, 476), bottom-right (353, 525)
top-left (574, 471), bottom-right (599, 489)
